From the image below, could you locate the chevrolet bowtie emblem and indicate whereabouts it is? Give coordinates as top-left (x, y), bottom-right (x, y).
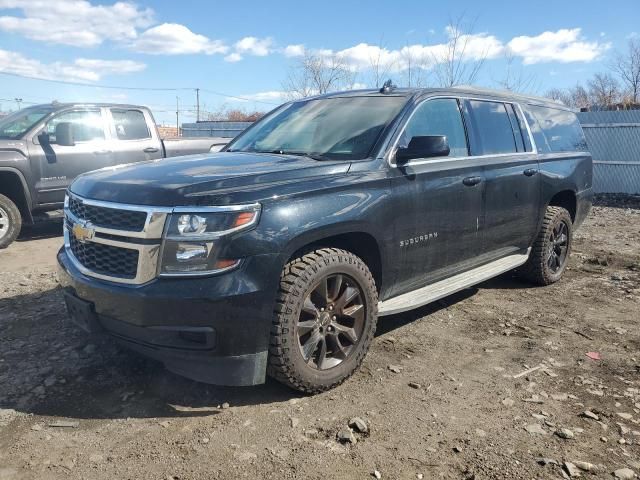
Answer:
top-left (72, 220), bottom-right (95, 243)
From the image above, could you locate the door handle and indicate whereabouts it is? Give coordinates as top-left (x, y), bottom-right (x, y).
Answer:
top-left (523, 168), bottom-right (538, 177)
top-left (143, 147), bottom-right (159, 153)
top-left (92, 150), bottom-right (112, 155)
top-left (462, 176), bottom-right (482, 186)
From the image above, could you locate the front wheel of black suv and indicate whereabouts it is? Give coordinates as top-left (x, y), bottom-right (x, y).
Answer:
top-left (519, 206), bottom-right (573, 286)
top-left (267, 248), bottom-right (378, 393)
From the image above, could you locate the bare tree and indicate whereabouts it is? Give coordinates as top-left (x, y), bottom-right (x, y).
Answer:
top-left (282, 51), bottom-right (355, 100)
top-left (399, 43), bottom-right (431, 88)
top-left (611, 38), bottom-right (640, 104)
top-left (494, 50), bottom-right (539, 93)
top-left (588, 72), bottom-right (621, 108)
top-left (545, 88), bottom-right (572, 106)
top-left (368, 37), bottom-right (395, 88)
top-left (430, 15), bottom-right (488, 87)
top-left (568, 84), bottom-right (591, 110)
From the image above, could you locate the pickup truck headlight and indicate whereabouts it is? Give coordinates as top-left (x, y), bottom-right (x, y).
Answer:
top-left (159, 204), bottom-right (260, 276)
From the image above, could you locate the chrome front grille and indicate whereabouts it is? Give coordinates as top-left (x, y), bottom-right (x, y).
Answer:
top-left (64, 193), bottom-right (171, 285)
top-left (69, 195), bottom-right (147, 231)
top-left (69, 235), bottom-right (139, 279)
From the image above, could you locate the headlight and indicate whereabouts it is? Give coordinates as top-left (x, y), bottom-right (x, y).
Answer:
top-left (159, 204), bottom-right (260, 276)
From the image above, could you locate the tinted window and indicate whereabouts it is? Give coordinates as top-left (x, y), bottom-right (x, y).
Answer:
top-left (111, 109), bottom-right (150, 140)
top-left (467, 100), bottom-right (517, 155)
top-left (401, 98), bottom-right (468, 157)
top-left (46, 110), bottom-right (105, 143)
top-left (506, 104), bottom-right (525, 152)
top-left (528, 105), bottom-right (587, 152)
top-left (228, 96), bottom-right (407, 160)
top-left (522, 107), bottom-right (550, 153)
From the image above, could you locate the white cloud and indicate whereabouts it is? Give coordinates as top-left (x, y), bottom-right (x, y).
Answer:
top-left (0, 48), bottom-right (146, 82)
top-left (0, 0), bottom-right (153, 47)
top-left (283, 44), bottom-right (305, 57)
top-left (507, 28), bottom-right (609, 64)
top-left (234, 36), bottom-right (273, 57)
top-left (318, 30), bottom-right (504, 74)
top-left (131, 23), bottom-right (227, 55)
top-left (224, 52), bottom-right (243, 63)
top-left (295, 27), bottom-right (607, 76)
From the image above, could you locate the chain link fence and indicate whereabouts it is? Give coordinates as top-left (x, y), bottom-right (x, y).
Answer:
top-left (577, 111), bottom-right (640, 194)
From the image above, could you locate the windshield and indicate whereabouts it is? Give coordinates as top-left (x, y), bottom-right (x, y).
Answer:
top-left (227, 96), bottom-right (408, 160)
top-left (0, 107), bottom-right (54, 140)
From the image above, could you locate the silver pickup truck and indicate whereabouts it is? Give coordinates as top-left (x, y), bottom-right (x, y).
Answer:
top-left (0, 103), bottom-right (230, 248)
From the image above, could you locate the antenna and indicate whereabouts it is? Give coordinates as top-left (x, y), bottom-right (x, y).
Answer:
top-left (379, 79), bottom-right (396, 94)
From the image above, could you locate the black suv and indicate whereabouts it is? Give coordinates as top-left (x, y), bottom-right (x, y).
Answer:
top-left (57, 86), bottom-right (592, 393)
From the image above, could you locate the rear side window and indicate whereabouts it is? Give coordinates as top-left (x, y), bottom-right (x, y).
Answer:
top-left (527, 105), bottom-right (587, 152)
top-left (522, 107), bottom-right (550, 153)
top-left (401, 98), bottom-right (468, 157)
top-left (466, 100), bottom-right (517, 155)
top-left (111, 109), bottom-right (150, 140)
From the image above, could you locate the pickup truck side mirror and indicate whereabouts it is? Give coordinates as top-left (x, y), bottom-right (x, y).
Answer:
top-left (395, 135), bottom-right (450, 164)
top-left (54, 122), bottom-right (75, 147)
top-left (37, 131), bottom-right (51, 145)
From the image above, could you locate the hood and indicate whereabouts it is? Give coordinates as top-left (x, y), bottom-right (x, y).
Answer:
top-left (70, 151), bottom-right (351, 206)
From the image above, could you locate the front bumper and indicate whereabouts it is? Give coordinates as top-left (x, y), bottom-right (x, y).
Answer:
top-left (57, 247), bottom-right (281, 386)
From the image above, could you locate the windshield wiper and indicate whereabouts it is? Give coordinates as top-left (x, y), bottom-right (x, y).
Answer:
top-left (260, 149), bottom-right (334, 161)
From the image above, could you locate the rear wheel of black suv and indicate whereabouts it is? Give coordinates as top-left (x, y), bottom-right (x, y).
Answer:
top-left (267, 248), bottom-right (378, 393)
top-left (519, 206), bottom-right (573, 286)
top-left (0, 194), bottom-right (21, 249)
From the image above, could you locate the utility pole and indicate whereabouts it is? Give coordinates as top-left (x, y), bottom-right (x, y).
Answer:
top-left (195, 88), bottom-right (200, 122)
top-left (176, 96), bottom-right (180, 137)
top-left (14, 98), bottom-right (22, 110)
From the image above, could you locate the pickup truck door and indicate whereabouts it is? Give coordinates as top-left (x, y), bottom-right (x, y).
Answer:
top-left (462, 100), bottom-right (540, 257)
top-left (106, 107), bottom-right (164, 165)
top-left (28, 108), bottom-right (113, 205)
top-left (387, 97), bottom-right (485, 298)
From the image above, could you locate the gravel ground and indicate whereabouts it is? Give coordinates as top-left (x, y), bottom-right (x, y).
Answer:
top-left (1, 196), bottom-right (639, 480)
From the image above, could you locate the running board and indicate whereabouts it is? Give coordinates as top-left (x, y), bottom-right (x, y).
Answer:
top-left (378, 251), bottom-right (530, 316)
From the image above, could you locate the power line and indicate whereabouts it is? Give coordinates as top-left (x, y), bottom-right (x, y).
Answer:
top-left (0, 70), bottom-right (281, 105)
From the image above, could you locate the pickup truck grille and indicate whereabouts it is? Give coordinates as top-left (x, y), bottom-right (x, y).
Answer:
top-left (68, 195), bottom-right (147, 232)
top-left (64, 194), bottom-right (169, 285)
top-left (69, 235), bottom-right (139, 279)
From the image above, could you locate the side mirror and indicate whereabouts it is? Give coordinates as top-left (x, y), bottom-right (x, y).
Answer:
top-left (54, 122), bottom-right (75, 146)
top-left (37, 131), bottom-right (50, 144)
top-left (395, 135), bottom-right (450, 164)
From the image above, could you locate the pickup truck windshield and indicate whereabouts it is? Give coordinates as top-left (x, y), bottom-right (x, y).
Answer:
top-left (228, 96), bottom-right (408, 160)
top-left (0, 107), bottom-right (54, 140)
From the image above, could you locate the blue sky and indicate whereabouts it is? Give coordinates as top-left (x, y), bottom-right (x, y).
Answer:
top-left (0, 0), bottom-right (638, 124)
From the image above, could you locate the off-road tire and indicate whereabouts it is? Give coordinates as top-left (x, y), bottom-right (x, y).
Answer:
top-left (0, 194), bottom-right (21, 249)
top-left (267, 248), bottom-right (378, 393)
top-left (519, 206), bottom-right (573, 286)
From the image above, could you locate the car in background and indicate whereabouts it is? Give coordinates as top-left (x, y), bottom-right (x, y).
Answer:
top-left (0, 103), bottom-right (229, 248)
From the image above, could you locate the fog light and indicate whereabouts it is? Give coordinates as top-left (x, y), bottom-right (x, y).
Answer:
top-left (176, 243), bottom-right (208, 262)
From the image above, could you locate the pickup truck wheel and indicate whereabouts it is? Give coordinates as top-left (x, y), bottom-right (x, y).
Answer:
top-left (520, 206), bottom-right (572, 286)
top-left (268, 248), bottom-right (378, 393)
top-left (0, 194), bottom-right (21, 249)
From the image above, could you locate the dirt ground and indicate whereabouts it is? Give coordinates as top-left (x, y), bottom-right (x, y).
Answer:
top-left (1, 196), bottom-right (639, 480)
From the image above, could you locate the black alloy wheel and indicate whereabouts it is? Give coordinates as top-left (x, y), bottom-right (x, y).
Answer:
top-left (297, 273), bottom-right (366, 370)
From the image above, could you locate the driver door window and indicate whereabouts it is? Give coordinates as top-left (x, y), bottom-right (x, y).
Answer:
top-left (45, 110), bottom-right (106, 144)
top-left (401, 98), bottom-right (468, 157)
